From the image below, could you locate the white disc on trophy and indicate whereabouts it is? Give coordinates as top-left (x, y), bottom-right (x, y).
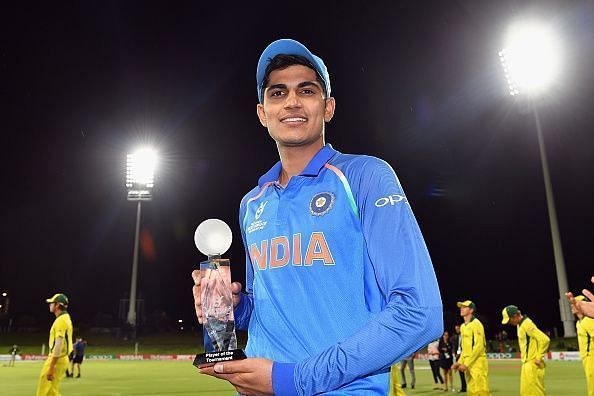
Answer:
top-left (194, 219), bottom-right (232, 256)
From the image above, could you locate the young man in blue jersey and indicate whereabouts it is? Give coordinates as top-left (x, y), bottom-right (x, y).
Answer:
top-left (193, 39), bottom-right (443, 395)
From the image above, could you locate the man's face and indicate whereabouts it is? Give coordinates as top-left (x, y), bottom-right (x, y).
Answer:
top-left (49, 302), bottom-right (56, 313)
top-left (257, 64), bottom-right (335, 148)
top-left (455, 325), bottom-right (461, 334)
top-left (459, 306), bottom-right (473, 317)
top-left (507, 313), bottom-right (521, 326)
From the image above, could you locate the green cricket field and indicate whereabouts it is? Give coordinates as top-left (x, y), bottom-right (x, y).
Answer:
top-left (0, 359), bottom-right (587, 395)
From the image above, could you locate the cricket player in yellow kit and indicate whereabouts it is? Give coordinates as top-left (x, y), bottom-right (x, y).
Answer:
top-left (502, 305), bottom-right (550, 396)
top-left (452, 300), bottom-right (490, 396)
top-left (573, 296), bottom-right (594, 395)
top-left (36, 293), bottom-right (73, 396)
top-left (389, 363), bottom-right (406, 396)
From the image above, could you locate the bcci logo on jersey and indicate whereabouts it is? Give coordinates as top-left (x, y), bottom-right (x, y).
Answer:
top-left (247, 201), bottom-right (268, 234)
top-left (310, 192), bottom-right (335, 216)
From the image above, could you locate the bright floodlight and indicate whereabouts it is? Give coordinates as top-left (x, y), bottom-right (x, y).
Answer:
top-left (499, 21), bottom-right (561, 96)
top-left (1, 292), bottom-right (6, 297)
top-left (126, 147), bottom-right (157, 201)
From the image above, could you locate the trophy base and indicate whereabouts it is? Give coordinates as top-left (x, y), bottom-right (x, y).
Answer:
top-left (193, 349), bottom-right (247, 367)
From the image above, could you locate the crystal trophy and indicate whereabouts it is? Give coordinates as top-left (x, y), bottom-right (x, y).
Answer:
top-left (192, 219), bottom-right (246, 366)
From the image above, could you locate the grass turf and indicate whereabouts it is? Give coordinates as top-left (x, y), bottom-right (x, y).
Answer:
top-left (0, 332), bottom-right (213, 355)
top-left (0, 360), bottom-right (587, 395)
top-left (1, 359), bottom-right (236, 395)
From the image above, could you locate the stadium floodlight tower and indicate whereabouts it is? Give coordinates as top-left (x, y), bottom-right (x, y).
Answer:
top-left (125, 147), bottom-right (157, 332)
top-left (499, 20), bottom-right (575, 337)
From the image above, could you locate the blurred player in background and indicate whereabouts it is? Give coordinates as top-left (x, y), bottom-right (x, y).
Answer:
top-left (501, 305), bottom-right (550, 396)
top-left (452, 300), bottom-right (490, 396)
top-left (6, 344), bottom-right (19, 367)
top-left (390, 363), bottom-right (406, 396)
top-left (399, 353), bottom-right (416, 389)
top-left (428, 339), bottom-right (444, 390)
top-left (439, 331), bottom-right (455, 392)
top-left (193, 38), bottom-right (443, 395)
top-left (69, 337), bottom-right (86, 378)
top-left (572, 296), bottom-right (594, 395)
top-left (36, 293), bottom-right (73, 396)
top-left (452, 324), bottom-right (467, 392)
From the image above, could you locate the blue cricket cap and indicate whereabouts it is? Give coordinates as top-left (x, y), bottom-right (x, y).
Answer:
top-left (256, 39), bottom-right (331, 103)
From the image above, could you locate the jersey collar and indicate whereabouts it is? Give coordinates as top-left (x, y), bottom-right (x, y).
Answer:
top-left (257, 144), bottom-right (338, 187)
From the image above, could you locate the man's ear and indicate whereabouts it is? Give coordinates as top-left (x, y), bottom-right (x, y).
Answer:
top-left (324, 97), bottom-right (336, 122)
top-left (256, 103), bottom-right (267, 127)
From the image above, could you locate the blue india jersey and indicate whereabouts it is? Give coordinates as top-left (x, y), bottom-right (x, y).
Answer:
top-left (235, 144), bottom-right (443, 395)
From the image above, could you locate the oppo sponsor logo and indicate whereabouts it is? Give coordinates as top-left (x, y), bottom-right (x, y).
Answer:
top-left (375, 194), bottom-right (407, 207)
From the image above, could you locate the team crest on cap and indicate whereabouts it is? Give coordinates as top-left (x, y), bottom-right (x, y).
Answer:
top-left (310, 192), bottom-right (335, 216)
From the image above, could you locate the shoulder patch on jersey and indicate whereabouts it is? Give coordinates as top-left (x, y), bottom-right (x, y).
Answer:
top-left (310, 192), bottom-right (335, 216)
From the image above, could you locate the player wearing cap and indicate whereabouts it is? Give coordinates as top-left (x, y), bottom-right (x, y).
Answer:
top-left (36, 293), bottom-right (73, 396)
top-left (572, 296), bottom-right (594, 395)
top-left (452, 300), bottom-right (490, 396)
top-left (194, 39), bottom-right (443, 395)
top-left (501, 305), bottom-right (550, 396)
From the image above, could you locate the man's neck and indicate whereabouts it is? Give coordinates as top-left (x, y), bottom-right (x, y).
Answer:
top-left (463, 314), bottom-right (473, 324)
top-left (277, 141), bottom-right (324, 187)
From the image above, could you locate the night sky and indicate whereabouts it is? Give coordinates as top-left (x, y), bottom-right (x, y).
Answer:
top-left (2, 1), bottom-right (593, 337)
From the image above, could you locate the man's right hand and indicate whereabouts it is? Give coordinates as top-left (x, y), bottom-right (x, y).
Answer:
top-left (46, 365), bottom-right (55, 380)
top-left (192, 270), bottom-right (242, 324)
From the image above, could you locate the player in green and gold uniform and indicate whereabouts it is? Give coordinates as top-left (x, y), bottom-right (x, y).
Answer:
top-left (389, 363), bottom-right (406, 396)
top-left (36, 293), bottom-right (73, 396)
top-left (452, 300), bottom-right (490, 396)
top-left (502, 305), bottom-right (550, 396)
top-left (573, 296), bottom-right (594, 396)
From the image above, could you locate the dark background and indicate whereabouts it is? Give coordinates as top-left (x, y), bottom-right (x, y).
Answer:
top-left (1, 0), bottom-right (593, 337)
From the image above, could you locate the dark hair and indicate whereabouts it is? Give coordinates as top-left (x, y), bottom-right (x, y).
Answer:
top-left (260, 54), bottom-right (327, 100)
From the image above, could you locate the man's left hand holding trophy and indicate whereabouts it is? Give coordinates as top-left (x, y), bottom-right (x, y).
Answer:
top-left (192, 219), bottom-right (246, 367)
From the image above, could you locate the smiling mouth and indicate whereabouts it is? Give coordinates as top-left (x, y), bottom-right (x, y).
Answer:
top-left (281, 117), bottom-right (307, 124)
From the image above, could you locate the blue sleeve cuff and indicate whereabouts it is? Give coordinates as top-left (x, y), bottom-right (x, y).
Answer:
top-left (233, 292), bottom-right (246, 316)
top-left (272, 362), bottom-right (298, 396)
